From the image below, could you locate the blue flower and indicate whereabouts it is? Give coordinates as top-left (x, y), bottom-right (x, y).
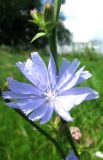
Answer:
top-left (3, 52), bottom-right (99, 124)
top-left (65, 151), bottom-right (78, 160)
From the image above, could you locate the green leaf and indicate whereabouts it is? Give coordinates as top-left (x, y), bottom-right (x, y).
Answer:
top-left (31, 32), bottom-right (46, 43)
top-left (45, 22), bottom-right (56, 32)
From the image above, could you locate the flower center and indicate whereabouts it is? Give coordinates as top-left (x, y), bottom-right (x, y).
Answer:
top-left (46, 90), bottom-right (56, 101)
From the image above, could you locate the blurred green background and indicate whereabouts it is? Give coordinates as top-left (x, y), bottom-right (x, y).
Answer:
top-left (0, 0), bottom-right (103, 160)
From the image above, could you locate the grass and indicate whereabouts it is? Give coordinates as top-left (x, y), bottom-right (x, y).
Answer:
top-left (0, 46), bottom-right (103, 160)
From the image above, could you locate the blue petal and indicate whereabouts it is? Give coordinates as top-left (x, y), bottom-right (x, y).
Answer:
top-left (31, 52), bottom-right (50, 88)
top-left (16, 52), bottom-right (50, 90)
top-left (77, 70), bottom-right (92, 84)
top-left (40, 102), bottom-right (53, 124)
top-left (60, 67), bottom-right (84, 92)
top-left (28, 102), bottom-right (49, 122)
top-left (57, 58), bottom-right (80, 90)
top-left (48, 54), bottom-right (57, 88)
top-left (54, 100), bottom-right (73, 121)
top-left (58, 87), bottom-right (99, 111)
top-left (2, 91), bottom-right (36, 100)
top-left (58, 58), bottom-right (70, 78)
top-left (16, 59), bottom-right (40, 87)
top-left (20, 98), bottom-right (46, 115)
top-left (7, 78), bottom-right (42, 95)
top-left (68, 87), bottom-right (99, 100)
top-left (6, 98), bottom-right (46, 115)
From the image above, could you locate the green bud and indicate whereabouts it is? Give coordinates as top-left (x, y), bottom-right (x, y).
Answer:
top-left (30, 9), bottom-right (38, 20)
top-left (43, 3), bottom-right (54, 22)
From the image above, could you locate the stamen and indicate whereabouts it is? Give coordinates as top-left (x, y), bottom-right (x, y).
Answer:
top-left (45, 90), bottom-right (56, 101)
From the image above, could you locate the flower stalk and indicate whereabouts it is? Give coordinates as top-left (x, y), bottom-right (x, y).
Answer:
top-left (48, 29), bottom-right (58, 70)
top-left (54, 0), bottom-right (62, 22)
top-left (2, 0), bottom-right (99, 160)
top-left (48, 0), bottom-right (80, 159)
top-left (61, 119), bottom-right (80, 159)
top-left (48, 0), bottom-right (62, 71)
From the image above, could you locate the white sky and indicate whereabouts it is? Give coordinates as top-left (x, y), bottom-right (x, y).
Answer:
top-left (61, 0), bottom-right (103, 42)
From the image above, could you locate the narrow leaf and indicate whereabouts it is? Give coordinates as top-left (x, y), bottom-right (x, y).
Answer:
top-left (31, 32), bottom-right (46, 43)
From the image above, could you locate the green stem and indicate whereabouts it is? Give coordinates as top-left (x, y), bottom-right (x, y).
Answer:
top-left (54, 0), bottom-right (62, 22)
top-left (48, 0), bottom-right (62, 71)
top-left (48, 28), bottom-right (58, 71)
top-left (48, 0), bottom-right (80, 159)
top-left (61, 119), bottom-right (80, 159)
top-left (15, 109), bottom-right (66, 160)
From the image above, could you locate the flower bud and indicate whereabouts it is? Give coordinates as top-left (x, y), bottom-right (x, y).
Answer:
top-left (30, 8), bottom-right (38, 19)
top-left (43, 3), bottom-right (54, 22)
top-left (70, 127), bottom-right (82, 142)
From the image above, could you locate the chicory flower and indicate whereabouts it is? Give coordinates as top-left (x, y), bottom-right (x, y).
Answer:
top-left (3, 52), bottom-right (98, 124)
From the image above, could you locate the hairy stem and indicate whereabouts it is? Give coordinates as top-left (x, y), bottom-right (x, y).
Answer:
top-left (54, 0), bottom-right (62, 22)
top-left (61, 119), bottom-right (80, 159)
top-left (48, 28), bottom-right (58, 70)
top-left (48, 0), bottom-right (62, 71)
top-left (15, 109), bottom-right (66, 159)
top-left (48, 0), bottom-right (80, 159)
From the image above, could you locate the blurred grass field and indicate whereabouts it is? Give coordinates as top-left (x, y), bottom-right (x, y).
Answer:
top-left (0, 46), bottom-right (103, 160)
